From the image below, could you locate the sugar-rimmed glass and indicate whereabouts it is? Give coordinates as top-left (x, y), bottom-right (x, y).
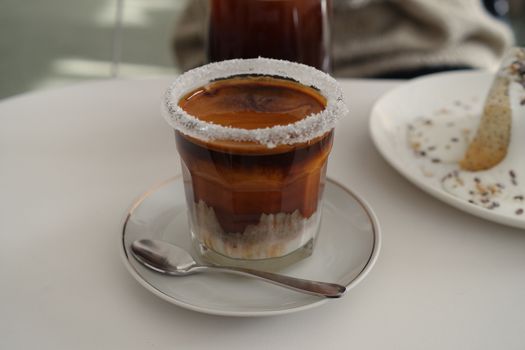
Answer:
top-left (162, 58), bottom-right (348, 269)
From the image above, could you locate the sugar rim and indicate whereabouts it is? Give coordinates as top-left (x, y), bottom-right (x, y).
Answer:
top-left (162, 58), bottom-right (348, 148)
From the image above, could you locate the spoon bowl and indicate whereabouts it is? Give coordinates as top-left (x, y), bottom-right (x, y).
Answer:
top-left (131, 239), bottom-right (198, 275)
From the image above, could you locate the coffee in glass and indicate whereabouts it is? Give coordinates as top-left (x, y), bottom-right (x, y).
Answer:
top-left (208, 0), bottom-right (332, 72)
top-left (163, 58), bottom-right (347, 269)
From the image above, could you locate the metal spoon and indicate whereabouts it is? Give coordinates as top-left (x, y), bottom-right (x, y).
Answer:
top-left (131, 239), bottom-right (346, 298)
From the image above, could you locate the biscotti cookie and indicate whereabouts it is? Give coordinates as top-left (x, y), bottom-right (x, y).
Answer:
top-left (460, 47), bottom-right (525, 171)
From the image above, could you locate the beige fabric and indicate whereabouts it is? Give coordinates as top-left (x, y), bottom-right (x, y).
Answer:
top-left (173, 0), bottom-right (515, 77)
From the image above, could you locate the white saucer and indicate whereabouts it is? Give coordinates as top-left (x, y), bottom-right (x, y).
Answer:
top-left (370, 71), bottom-right (525, 229)
top-left (120, 176), bottom-right (381, 317)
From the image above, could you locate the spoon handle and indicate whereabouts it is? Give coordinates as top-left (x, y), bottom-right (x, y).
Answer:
top-left (204, 265), bottom-right (346, 298)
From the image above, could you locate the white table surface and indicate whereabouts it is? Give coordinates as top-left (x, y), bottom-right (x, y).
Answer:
top-left (1, 77), bottom-right (524, 349)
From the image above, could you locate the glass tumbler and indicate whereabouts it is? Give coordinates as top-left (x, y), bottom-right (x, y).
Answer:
top-left (162, 58), bottom-right (347, 269)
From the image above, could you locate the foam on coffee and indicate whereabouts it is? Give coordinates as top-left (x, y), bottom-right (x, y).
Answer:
top-left (179, 76), bottom-right (326, 130)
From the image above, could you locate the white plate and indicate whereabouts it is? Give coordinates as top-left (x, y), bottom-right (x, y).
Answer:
top-left (120, 176), bottom-right (381, 317)
top-left (370, 70), bottom-right (525, 229)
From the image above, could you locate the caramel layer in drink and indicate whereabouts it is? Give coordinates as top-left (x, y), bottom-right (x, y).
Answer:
top-left (177, 76), bottom-right (332, 254)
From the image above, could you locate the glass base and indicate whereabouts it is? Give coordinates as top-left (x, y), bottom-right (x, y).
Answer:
top-left (191, 233), bottom-right (315, 271)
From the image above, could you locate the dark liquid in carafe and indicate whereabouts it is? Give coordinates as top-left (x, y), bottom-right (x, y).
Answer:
top-left (208, 0), bottom-right (331, 72)
top-left (177, 76), bottom-right (332, 234)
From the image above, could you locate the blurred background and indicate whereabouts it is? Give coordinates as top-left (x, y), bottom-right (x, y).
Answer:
top-left (0, 0), bottom-right (524, 100)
